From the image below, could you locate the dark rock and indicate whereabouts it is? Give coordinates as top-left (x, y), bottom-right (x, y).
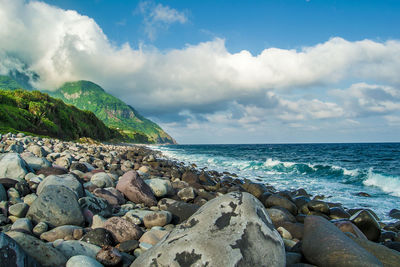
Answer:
top-left (26, 185), bottom-right (84, 227)
top-left (383, 241), bottom-right (400, 253)
top-left (15, 181), bottom-right (30, 197)
top-left (93, 187), bottom-right (125, 205)
top-left (70, 162), bottom-right (89, 173)
top-left (182, 170), bottom-right (200, 185)
top-left (350, 210), bottom-right (381, 241)
top-left (264, 194), bottom-right (298, 215)
top-left (131, 192), bottom-right (285, 267)
top-left (348, 234), bottom-right (400, 267)
top-left (242, 182), bottom-right (268, 199)
top-left (0, 178), bottom-right (19, 190)
top-left (389, 209), bottom-right (400, 220)
top-left (307, 200), bottom-right (330, 214)
top-left (379, 231), bottom-right (398, 242)
top-left (348, 208), bottom-right (380, 221)
top-left (158, 198), bottom-right (200, 224)
top-left (280, 221), bottom-right (304, 240)
top-left (36, 166), bottom-right (68, 176)
top-left (293, 196), bottom-right (310, 209)
top-left (355, 192), bottom-right (371, 197)
top-left (286, 252), bottom-right (302, 265)
top-left (116, 239), bottom-right (139, 253)
top-left (81, 228), bottom-right (115, 247)
top-left (96, 245), bottom-right (122, 266)
top-left (116, 170), bottom-right (156, 207)
top-left (329, 206), bottom-right (351, 219)
top-left (79, 196), bottom-right (113, 222)
top-left (302, 215), bottom-right (382, 267)
top-left (0, 232), bottom-right (41, 267)
top-left (266, 207), bottom-right (296, 228)
top-left (103, 217), bottom-right (143, 243)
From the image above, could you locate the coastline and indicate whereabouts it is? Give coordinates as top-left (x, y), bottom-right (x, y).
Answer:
top-left (0, 133), bottom-right (399, 266)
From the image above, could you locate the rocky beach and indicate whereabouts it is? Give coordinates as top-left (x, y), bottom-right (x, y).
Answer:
top-left (0, 132), bottom-right (399, 267)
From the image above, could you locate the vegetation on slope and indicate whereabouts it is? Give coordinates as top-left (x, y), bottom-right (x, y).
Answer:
top-left (0, 89), bottom-right (121, 141)
top-left (49, 81), bottom-right (176, 144)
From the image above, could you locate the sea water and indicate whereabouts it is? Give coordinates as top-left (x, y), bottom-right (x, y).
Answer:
top-left (151, 143), bottom-right (400, 222)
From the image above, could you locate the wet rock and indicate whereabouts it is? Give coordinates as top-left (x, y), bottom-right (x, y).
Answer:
top-left (264, 194), bottom-right (298, 215)
top-left (93, 187), bottom-right (125, 205)
top-left (81, 228), bottom-right (115, 247)
top-left (350, 210), bottom-right (381, 241)
top-left (116, 170), bottom-right (157, 207)
top-left (96, 245), bottom-right (122, 266)
top-left (306, 200), bottom-right (330, 214)
top-left (53, 240), bottom-right (101, 259)
top-left (37, 174), bottom-right (84, 198)
top-left (103, 217), bottom-right (144, 243)
top-left (383, 241), bottom-right (400, 253)
top-left (26, 185), bottom-right (85, 227)
top-left (266, 207), bottom-right (297, 228)
top-left (158, 198), bottom-right (200, 224)
top-left (116, 239), bottom-right (139, 253)
top-left (0, 232), bottom-right (41, 267)
top-left (348, 234), bottom-right (400, 267)
top-left (0, 153), bottom-right (32, 181)
top-left (144, 178), bottom-right (172, 198)
top-left (40, 225), bottom-right (82, 242)
top-left (6, 231), bottom-right (68, 266)
top-left (131, 192), bottom-right (285, 267)
top-left (302, 215), bottom-right (382, 267)
top-left (143, 211), bottom-right (172, 228)
top-left (334, 221), bottom-right (368, 239)
top-left (329, 206), bottom-right (351, 219)
top-left (389, 209), bottom-right (400, 220)
top-left (66, 255), bottom-right (103, 267)
top-left (242, 182), bottom-right (268, 198)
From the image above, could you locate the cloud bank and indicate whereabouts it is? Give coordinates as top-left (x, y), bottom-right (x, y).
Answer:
top-left (0, 0), bottom-right (400, 142)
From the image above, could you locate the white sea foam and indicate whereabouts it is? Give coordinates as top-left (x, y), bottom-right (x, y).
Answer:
top-left (363, 169), bottom-right (400, 197)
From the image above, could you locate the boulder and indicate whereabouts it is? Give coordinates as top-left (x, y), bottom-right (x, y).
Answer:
top-left (350, 210), bottom-right (381, 241)
top-left (53, 240), bottom-right (101, 259)
top-left (116, 171), bottom-right (157, 207)
top-left (144, 178), bottom-right (172, 197)
top-left (334, 221), bottom-right (368, 239)
top-left (158, 198), bottom-right (200, 224)
top-left (264, 194), bottom-right (298, 215)
top-left (6, 231), bottom-right (68, 266)
top-left (131, 192), bottom-right (285, 267)
top-left (0, 232), bottom-right (41, 267)
top-left (329, 206), bottom-right (351, 219)
top-left (21, 153), bottom-right (51, 171)
top-left (8, 202), bottom-right (29, 218)
top-left (93, 187), bottom-right (125, 205)
top-left (266, 207), bottom-right (296, 228)
top-left (40, 225), bottom-right (82, 242)
top-left (348, 234), bottom-right (400, 267)
top-left (27, 145), bottom-right (47, 157)
top-left (103, 217), bottom-right (144, 243)
top-left (10, 218), bottom-right (33, 233)
top-left (389, 209), bottom-right (400, 220)
top-left (302, 215), bottom-right (382, 267)
top-left (90, 172), bottom-right (114, 188)
top-left (81, 228), bottom-right (115, 247)
top-left (0, 153), bottom-right (32, 181)
top-left (79, 196), bottom-right (113, 222)
top-left (36, 166), bottom-right (68, 176)
top-left (139, 229), bottom-right (169, 245)
top-left (143, 211), bottom-right (172, 228)
top-left (26, 185), bottom-right (85, 227)
top-left (66, 255), bottom-right (103, 267)
top-left (96, 245), bottom-right (122, 266)
top-left (37, 174), bottom-right (84, 198)
top-left (177, 187), bottom-right (196, 202)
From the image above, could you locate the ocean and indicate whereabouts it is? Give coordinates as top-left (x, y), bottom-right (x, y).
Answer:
top-left (151, 143), bottom-right (400, 222)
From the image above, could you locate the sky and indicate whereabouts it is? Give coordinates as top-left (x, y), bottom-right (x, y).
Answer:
top-left (1, 0), bottom-right (400, 144)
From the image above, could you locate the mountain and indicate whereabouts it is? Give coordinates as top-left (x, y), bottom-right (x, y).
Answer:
top-left (0, 88), bottom-right (121, 141)
top-left (48, 81), bottom-right (176, 144)
top-left (0, 75), bottom-right (25, 90)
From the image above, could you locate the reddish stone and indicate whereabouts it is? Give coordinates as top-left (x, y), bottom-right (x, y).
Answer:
top-left (116, 171), bottom-right (156, 207)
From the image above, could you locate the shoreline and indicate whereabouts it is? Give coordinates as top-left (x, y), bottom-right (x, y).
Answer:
top-left (0, 133), bottom-right (399, 266)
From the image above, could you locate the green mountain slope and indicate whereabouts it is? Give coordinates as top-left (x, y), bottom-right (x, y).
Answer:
top-left (48, 81), bottom-right (176, 144)
top-left (0, 88), bottom-right (121, 141)
top-left (0, 75), bottom-right (25, 90)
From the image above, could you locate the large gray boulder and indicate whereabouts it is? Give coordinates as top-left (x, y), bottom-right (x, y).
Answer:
top-left (131, 191), bottom-right (285, 267)
top-left (37, 174), bottom-right (84, 198)
top-left (6, 231), bottom-right (68, 267)
top-left (0, 153), bottom-right (32, 181)
top-left (21, 153), bottom-right (51, 171)
top-left (0, 232), bottom-right (41, 267)
top-left (26, 185), bottom-right (85, 227)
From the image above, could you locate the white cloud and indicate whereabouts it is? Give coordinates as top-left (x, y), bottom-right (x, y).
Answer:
top-left (137, 1), bottom-right (187, 40)
top-left (1, 0), bottom-right (400, 142)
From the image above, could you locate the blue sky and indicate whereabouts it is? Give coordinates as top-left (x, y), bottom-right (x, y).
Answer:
top-left (1, 0), bottom-right (400, 143)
